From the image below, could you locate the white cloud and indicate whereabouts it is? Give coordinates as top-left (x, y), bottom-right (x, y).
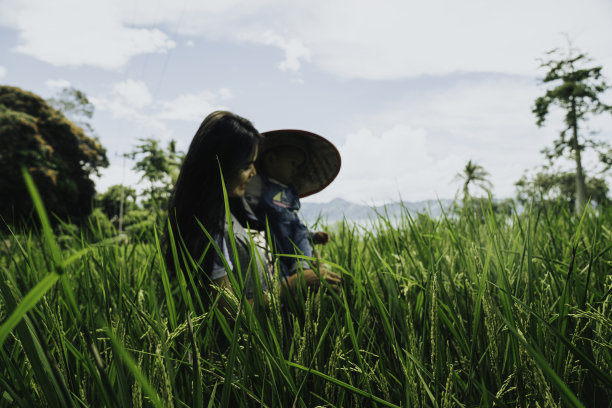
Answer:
top-left (186, 40), bottom-right (195, 47)
top-left (0, 66), bottom-right (6, 79)
top-left (313, 125), bottom-right (466, 204)
top-left (2, 0), bottom-right (174, 69)
top-left (91, 80), bottom-right (165, 133)
top-left (373, 76), bottom-right (547, 145)
top-left (292, 0), bottom-right (612, 79)
top-left (217, 88), bottom-right (233, 100)
top-left (45, 78), bottom-right (72, 89)
top-left (112, 79), bottom-right (152, 108)
top-left (1, 0), bottom-right (610, 77)
top-left (243, 30), bottom-right (311, 72)
top-left (157, 90), bottom-right (232, 121)
top-left (93, 94), bottom-right (168, 134)
top-left (133, 0), bottom-right (611, 79)
top-left (92, 81), bottom-right (232, 137)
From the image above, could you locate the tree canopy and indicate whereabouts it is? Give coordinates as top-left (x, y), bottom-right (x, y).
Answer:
top-left (47, 86), bottom-right (96, 135)
top-left (515, 169), bottom-right (609, 211)
top-left (96, 184), bottom-right (137, 221)
top-left (0, 85), bottom-right (108, 225)
top-left (127, 138), bottom-right (183, 212)
top-left (533, 44), bottom-right (612, 212)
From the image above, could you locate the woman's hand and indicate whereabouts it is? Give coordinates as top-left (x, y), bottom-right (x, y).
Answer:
top-left (311, 231), bottom-right (330, 245)
top-left (284, 267), bottom-right (341, 295)
top-left (212, 275), bottom-right (271, 317)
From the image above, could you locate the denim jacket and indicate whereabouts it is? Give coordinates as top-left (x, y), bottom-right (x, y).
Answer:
top-left (256, 176), bottom-right (313, 276)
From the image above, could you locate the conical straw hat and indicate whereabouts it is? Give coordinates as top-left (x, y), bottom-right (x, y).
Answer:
top-left (259, 129), bottom-right (341, 198)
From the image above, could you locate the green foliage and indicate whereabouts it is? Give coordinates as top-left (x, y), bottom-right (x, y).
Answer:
top-left (2, 182), bottom-right (612, 406)
top-left (516, 169), bottom-right (609, 210)
top-left (533, 43), bottom-right (612, 211)
top-left (0, 86), bottom-right (108, 225)
top-left (453, 197), bottom-right (515, 221)
top-left (86, 208), bottom-right (115, 238)
top-left (95, 184), bottom-right (138, 220)
top-left (94, 185), bottom-right (158, 239)
top-left (127, 138), bottom-right (183, 212)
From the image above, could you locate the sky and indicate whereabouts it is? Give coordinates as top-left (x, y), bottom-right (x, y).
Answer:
top-left (1, 0), bottom-right (611, 205)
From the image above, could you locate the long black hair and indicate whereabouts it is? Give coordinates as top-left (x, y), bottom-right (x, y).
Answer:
top-left (165, 111), bottom-right (260, 282)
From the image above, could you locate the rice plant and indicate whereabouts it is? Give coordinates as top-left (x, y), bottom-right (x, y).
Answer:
top-left (1, 178), bottom-right (611, 407)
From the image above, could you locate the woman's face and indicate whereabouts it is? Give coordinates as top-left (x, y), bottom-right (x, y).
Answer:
top-left (228, 146), bottom-right (258, 197)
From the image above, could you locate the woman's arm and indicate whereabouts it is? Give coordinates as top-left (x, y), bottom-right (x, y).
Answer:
top-left (212, 267), bottom-right (341, 317)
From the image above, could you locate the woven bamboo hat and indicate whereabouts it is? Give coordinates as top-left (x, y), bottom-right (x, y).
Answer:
top-left (259, 129), bottom-right (341, 198)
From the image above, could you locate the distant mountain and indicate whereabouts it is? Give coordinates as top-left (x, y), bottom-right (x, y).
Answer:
top-left (300, 198), bottom-right (454, 226)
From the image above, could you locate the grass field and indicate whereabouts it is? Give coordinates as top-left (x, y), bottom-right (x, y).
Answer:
top-left (1, 180), bottom-right (611, 407)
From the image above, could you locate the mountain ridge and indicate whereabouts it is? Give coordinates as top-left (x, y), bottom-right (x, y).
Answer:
top-left (300, 197), bottom-right (454, 225)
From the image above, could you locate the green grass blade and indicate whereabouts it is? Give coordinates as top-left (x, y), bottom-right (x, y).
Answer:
top-left (21, 167), bottom-right (62, 268)
top-left (0, 276), bottom-right (73, 407)
top-left (0, 272), bottom-right (59, 348)
top-left (104, 327), bottom-right (165, 408)
top-left (285, 360), bottom-right (400, 408)
top-left (502, 317), bottom-right (585, 408)
top-left (154, 225), bottom-right (177, 330)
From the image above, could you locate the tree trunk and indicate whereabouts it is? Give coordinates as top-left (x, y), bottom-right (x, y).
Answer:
top-left (574, 146), bottom-right (586, 212)
top-left (571, 99), bottom-right (587, 213)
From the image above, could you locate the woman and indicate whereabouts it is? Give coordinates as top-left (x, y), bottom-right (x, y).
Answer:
top-left (165, 111), bottom-right (340, 314)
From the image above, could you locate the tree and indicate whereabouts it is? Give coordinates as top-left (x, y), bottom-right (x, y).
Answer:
top-left (515, 169), bottom-right (609, 210)
top-left (127, 138), bottom-right (183, 212)
top-left (47, 87), bottom-right (95, 134)
top-left (96, 184), bottom-right (137, 220)
top-left (453, 160), bottom-right (493, 203)
top-left (0, 86), bottom-right (108, 225)
top-left (533, 43), bottom-right (612, 213)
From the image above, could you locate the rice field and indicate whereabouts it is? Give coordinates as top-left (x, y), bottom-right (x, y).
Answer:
top-left (1, 178), bottom-right (611, 407)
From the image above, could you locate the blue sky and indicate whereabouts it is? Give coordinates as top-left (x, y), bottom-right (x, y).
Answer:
top-left (1, 0), bottom-right (611, 204)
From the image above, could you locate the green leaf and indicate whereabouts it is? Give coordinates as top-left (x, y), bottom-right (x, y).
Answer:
top-left (0, 273), bottom-right (59, 348)
top-left (104, 327), bottom-right (166, 408)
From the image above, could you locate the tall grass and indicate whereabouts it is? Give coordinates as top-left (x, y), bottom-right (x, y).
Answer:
top-left (1, 181), bottom-right (611, 407)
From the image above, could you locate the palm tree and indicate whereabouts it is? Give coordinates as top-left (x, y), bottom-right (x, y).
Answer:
top-left (453, 160), bottom-right (493, 203)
